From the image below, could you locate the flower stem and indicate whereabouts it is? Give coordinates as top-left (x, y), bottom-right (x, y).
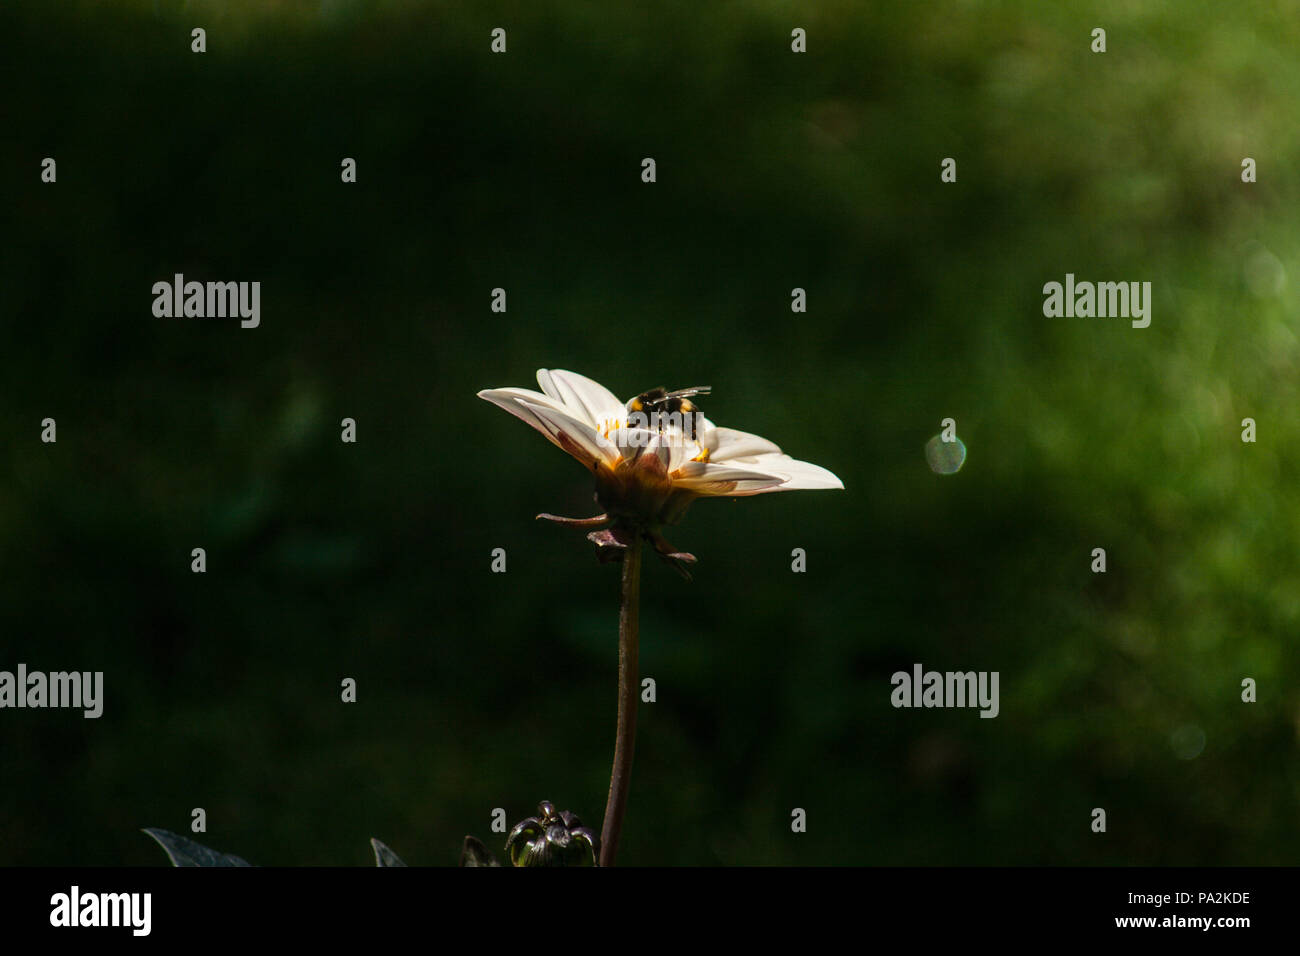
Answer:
top-left (600, 534), bottom-right (642, 866)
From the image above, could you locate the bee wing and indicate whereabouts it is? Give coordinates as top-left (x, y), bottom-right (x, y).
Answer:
top-left (664, 386), bottom-right (711, 399)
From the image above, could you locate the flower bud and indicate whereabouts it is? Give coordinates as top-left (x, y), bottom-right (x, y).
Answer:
top-left (505, 801), bottom-right (599, 867)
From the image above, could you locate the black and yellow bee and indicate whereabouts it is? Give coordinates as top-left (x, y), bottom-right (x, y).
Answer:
top-left (627, 386), bottom-right (711, 439)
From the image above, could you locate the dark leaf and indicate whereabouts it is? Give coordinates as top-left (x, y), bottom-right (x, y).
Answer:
top-left (370, 838), bottom-right (407, 867)
top-left (143, 828), bottom-right (252, 867)
top-left (459, 835), bottom-right (500, 867)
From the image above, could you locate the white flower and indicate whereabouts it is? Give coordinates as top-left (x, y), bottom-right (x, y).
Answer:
top-left (478, 369), bottom-right (842, 527)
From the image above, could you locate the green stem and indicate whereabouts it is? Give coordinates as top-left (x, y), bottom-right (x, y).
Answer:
top-left (600, 535), bottom-right (642, 866)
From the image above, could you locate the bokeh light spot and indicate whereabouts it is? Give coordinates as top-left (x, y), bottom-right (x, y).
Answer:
top-left (926, 434), bottom-right (967, 475)
top-left (1170, 724), bottom-right (1206, 761)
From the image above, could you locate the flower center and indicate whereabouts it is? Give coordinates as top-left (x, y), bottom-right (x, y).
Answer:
top-left (597, 416), bottom-right (712, 466)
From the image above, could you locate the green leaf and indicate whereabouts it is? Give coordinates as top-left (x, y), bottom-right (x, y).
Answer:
top-left (459, 835), bottom-right (500, 867)
top-left (143, 828), bottom-right (252, 867)
top-left (370, 838), bottom-right (406, 867)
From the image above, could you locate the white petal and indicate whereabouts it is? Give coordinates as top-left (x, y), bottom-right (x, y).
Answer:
top-left (478, 390), bottom-right (618, 467)
top-left (478, 386), bottom-right (575, 419)
top-left (536, 369), bottom-right (626, 430)
top-left (707, 427), bottom-right (784, 462)
top-left (743, 454), bottom-right (844, 491)
top-left (636, 430), bottom-right (673, 474)
top-left (610, 426), bottom-right (658, 464)
top-left (516, 399), bottom-right (622, 467)
top-left (695, 416), bottom-right (719, 452)
top-left (672, 460), bottom-right (788, 496)
top-left (660, 430), bottom-right (695, 473)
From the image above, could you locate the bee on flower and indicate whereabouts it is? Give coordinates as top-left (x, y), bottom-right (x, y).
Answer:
top-left (478, 369), bottom-right (842, 573)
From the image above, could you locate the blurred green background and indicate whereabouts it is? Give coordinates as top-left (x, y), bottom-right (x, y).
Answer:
top-left (2, 0), bottom-right (1297, 866)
